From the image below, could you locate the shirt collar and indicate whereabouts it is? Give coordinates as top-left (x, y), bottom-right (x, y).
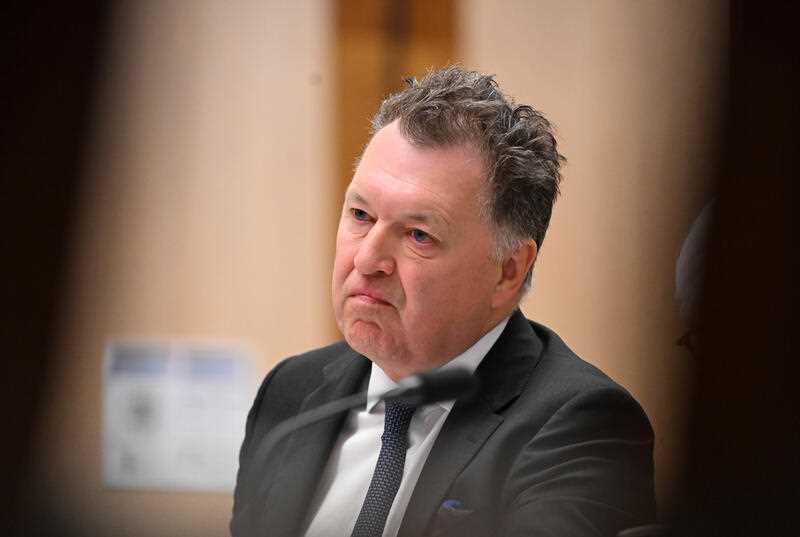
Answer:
top-left (366, 316), bottom-right (510, 413)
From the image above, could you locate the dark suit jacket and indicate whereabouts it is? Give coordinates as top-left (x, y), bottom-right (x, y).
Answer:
top-left (231, 311), bottom-right (656, 537)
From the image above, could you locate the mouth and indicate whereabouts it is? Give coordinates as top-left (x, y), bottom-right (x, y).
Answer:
top-left (349, 289), bottom-right (391, 306)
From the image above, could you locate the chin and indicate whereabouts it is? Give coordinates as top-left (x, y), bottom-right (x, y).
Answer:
top-left (344, 319), bottom-right (403, 363)
top-left (344, 319), bottom-right (382, 357)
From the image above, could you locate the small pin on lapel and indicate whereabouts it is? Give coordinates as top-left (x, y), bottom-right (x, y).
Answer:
top-left (441, 499), bottom-right (463, 510)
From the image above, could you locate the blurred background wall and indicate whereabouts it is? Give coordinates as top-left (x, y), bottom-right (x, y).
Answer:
top-left (468, 1), bottom-right (727, 516)
top-left (14, 1), bottom-right (728, 535)
top-left (25, 2), bottom-right (337, 535)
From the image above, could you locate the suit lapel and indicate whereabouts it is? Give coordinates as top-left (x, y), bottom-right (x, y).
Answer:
top-left (397, 310), bottom-right (543, 537)
top-left (397, 391), bottom-right (503, 537)
top-left (260, 349), bottom-right (370, 537)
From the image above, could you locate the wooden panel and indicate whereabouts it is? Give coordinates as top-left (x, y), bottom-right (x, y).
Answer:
top-left (334, 0), bottom-right (457, 195)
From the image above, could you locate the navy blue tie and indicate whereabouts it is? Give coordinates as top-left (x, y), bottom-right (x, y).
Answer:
top-left (350, 400), bottom-right (416, 537)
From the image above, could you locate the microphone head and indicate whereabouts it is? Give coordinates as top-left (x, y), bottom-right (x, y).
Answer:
top-left (382, 367), bottom-right (479, 406)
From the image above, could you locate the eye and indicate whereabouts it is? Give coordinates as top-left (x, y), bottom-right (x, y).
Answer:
top-left (351, 208), bottom-right (371, 222)
top-left (410, 228), bottom-right (431, 244)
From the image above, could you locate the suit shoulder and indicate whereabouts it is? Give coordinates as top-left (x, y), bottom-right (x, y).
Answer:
top-left (525, 320), bottom-right (649, 422)
top-left (265, 340), bottom-right (354, 391)
top-left (275, 340), bottom-right (353, 373)
top-left (245, 340), bottom-right (360, 434)
top-left (530, 320), bottom-right (626, 390)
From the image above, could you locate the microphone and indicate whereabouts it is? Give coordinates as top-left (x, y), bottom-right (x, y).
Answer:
top-left (381, 367), bottom-right (479, 406)
top-left (251, 367), bottom-right (479, 498)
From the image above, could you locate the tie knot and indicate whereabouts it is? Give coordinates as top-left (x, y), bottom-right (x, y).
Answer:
top-left (383, 400), bottom-right (416, 436)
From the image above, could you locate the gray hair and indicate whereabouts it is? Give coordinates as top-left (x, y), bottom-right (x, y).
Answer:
top-left (371, 66), bottom-right (565, 290)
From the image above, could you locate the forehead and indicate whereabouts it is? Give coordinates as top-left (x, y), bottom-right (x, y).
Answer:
top-left (349, 121), bottom-right (486, 218)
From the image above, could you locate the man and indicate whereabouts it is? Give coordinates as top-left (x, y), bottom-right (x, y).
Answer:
top-left (232, 67), bottom-right (656, 537)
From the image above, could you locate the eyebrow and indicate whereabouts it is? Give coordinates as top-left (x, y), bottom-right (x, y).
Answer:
top-left (346, 191), bottom-right (369, 206)
top-left (402, 212), bottom-right (441, 226)
top-left (345, 190), bottom-right (449, 230)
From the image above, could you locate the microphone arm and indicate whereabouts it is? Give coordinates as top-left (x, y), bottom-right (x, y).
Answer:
top-left (249, 367), bottom-right (478, 498)
top-left (254, 390), bottom-right (368, 470)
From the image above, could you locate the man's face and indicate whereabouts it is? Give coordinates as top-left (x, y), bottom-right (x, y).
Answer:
top-left (332, 120), bottom-right (505, 380)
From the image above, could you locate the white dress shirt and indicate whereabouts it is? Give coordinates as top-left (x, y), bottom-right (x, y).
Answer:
top-left (303, 317), bottom-right (509, 537)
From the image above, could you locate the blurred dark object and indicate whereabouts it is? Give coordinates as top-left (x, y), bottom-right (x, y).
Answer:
top-left (675, 201), bottom-right (715, 334)
top-left (1, 2), bottom-right (113, 534)
top-left (618, 524), bottom-right (670, 537)
top-left (673, 1), bottom-right (799, 535)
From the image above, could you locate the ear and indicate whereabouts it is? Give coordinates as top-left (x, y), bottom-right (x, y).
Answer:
top-left (491, 241), bottom-right (538, 308)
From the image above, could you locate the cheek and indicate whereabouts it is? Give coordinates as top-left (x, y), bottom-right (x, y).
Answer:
top-left (332, 235), bottom-right (355, 284)
top-left (397, 266), bottom-right (452, 318)
top-left (400, 257), bottom-right (496, 317)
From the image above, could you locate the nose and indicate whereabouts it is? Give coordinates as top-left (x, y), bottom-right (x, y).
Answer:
top-left (353, 225), bottom-right (396, 276)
